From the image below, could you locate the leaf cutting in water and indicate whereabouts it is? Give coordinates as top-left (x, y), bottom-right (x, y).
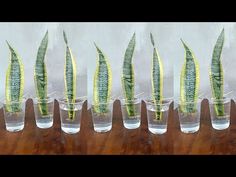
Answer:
top-left (34, 31), bottom-right (49, 116)
top-left (180, 39), bottom-right (200, 113)
top-left (209, 29), bottom-right (225, 116)
top-left (5, 41), bottom-right (24, 112)
top-left (121, 33), bottom-right (136, 117)
top-left (63, 31), bottom-right (77, 120)
top-left (150, 33), bottom-right (164, 120)
top-left (93, 43), bottom-right (112, 114)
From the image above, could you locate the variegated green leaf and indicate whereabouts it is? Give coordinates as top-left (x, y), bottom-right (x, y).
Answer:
top-left (209, 29), bottom-right (225, 116)
top-left (180, 40), bottom-right (199, 113)
top-left (34, 31), bottom-right (48, 116)
top-left (121, 33), bottom-right (136, 117)
top-left (93, 43), bottom-right (112, 114)
top-left (150, 33), bottom-right (163, 120)
top-left (63, 31), bottom-right (76, 120)
top-left (5, 41), bottom-right (24, 112)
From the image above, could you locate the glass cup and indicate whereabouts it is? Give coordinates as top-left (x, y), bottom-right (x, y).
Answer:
top-left (145, 98), bottom-right (172, 134)
top-left (91, 101), bottom-right (113, 133)
top-left (209, 97), bottom-right (230, 130)
top-left (177, 98), bottom-right (201, 133)
top-left (58, 98), bottom-right (84, 134)
top-left (33, 97), bottom-right (54, 129)
top-left (2, 98), bottom-right (26, 132)
top-left (120, 97), bottom-right (141, 129)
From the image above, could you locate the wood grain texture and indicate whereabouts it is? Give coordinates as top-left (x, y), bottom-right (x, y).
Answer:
top-left (0, 99), bottom-right (235, 154)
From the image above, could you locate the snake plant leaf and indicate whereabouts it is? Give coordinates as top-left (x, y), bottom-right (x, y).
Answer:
top-left (180, 39), bottom-right (200, 113)
top-left (93, 43), bottom-right (112, 114)
top-left (121, 33), bottom-right (136, 117)
top-left (150, 33), bottom-right (163, 120)
top-left (34, 31), bottom-right (48, 116)
top-left (209, 29), bottom-right (225, 116)
top-left (5, 41), bottom-right (24, 112)
top-left (63, 31), bottom-right (77, 120)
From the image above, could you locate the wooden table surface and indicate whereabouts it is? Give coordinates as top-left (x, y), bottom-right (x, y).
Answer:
top-left (0, 99), bottom-right (235, 155)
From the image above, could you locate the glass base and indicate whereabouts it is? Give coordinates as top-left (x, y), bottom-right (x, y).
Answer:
top-left (36, 119), bottom-right (53, 129)
top-left (94, 123), bottom-right (112, 133)
top-left (148, 126), bottom-right (167, 134)
top-left (61, 124), bottom-right (80, 134)
top-left (6, 123), bottom-right (24, 132)
top-left (180, 123), bottom-right (200, 134)
top-left (212, 119), bottom-right (230, 130)
top-left (123, 119), bottom-right (140, 129)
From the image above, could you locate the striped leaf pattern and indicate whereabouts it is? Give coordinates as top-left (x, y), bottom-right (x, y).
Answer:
top-left (5, 42), bottom-right (24, 112)
top-left (63, 31), bottom-right (77, 120)
top-left (93, 43), bottom-right (112, 113)
top-left (180, 40), bottom-right (199, 113)
top-left (150, 33), bottom-right (163, 120)
top-left (34, 31), bottom-right (48, 116)
top-left (121, 33), bottom-right (136, 117)
top-left (209, 29), bottom-right (225, 116)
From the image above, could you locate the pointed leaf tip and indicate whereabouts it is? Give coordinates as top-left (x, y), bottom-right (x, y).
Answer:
top-left (181, 39), bottom-right (192, 53)
top-left (44, 31), bottom-right (48, 40)
top-left (150, 33), bottom-right (155, 46)
top-left (6, 40), bottom-right (10, 47)
top-left (180, 39), bottom-right (187, 48)
top-left (94, 42), bottom-right (98, 48)
top-left (127, 33), bottom-right (136, 46)
top-left (94, 42), bottom-right (100, 51)
top-left (215, 28), bottom-right (225, 45)
top-left (131, 32), bottom-right (136, 41)
top-left (63, 30), bottom-right (68, 44)
top-left (94, 42), bottom-right (102, 54)
top-left (220, 28), bottom-right (225, 37)
top-left (6, 40), bottom-right (13, 51)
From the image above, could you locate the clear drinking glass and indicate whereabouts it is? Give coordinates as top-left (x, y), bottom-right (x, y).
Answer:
top-left (209, 97), bottom-right (230, 130)
top-left (177, 99), bottom-right (201, 133)
top-left (33, 97), bottom-right (54, 129)
top-left (58, 98), bottom-right (84, 134)
top-left (91, 101), bottom-right (113, 133)
top-left (120, 98), bottom-right (141, 129)
top-left (145, 98), bottom-right (172, 134)
top-left (2, 98), bottom-right (26, 132)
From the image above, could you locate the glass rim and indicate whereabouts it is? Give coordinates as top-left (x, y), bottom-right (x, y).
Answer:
top-left (209, 97), bottom-right (231, 103)
top-left (177, 97), bottom-right (202, 105)
top-left (2, 97), bottom-right (27, 105)
top-left (33, 96), bottom-right (54, 103)
top-left (144, 97), bottom-right (173, 106)
top-left (91, 99), bottom-right (114, 106)
top-left (58, 97), bottom-right (85, 105)
top-left (119, 97), bottom-right (141, 104)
